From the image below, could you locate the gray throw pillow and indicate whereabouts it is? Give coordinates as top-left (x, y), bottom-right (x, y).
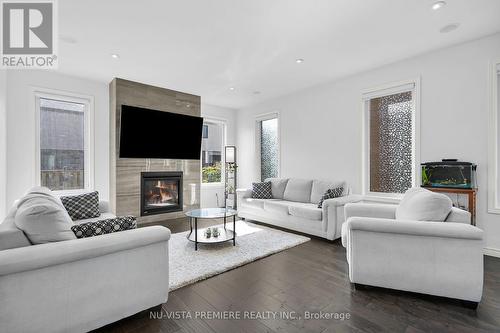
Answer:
top-left (252, 182), bottom-right (273, 199)
top-left (61, 191), bottom-right (101, 221)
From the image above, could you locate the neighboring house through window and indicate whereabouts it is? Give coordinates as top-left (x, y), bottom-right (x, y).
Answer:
top-left (201, 119), bottom-right (225, 183)
top-left (363, 80), bottom-right (419, 196)
top-left (35, 90), bottom-right (93, 192)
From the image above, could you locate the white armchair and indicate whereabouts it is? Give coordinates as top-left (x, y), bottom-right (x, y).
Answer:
top-left (342, 200), bottom-right (484, 308)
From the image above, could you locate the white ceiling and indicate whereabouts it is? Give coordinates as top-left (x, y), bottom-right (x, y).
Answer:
top-left (58, 0), bottom-right (500, 109)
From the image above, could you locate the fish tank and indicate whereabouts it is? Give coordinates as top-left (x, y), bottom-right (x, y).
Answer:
top-left (421, 160), bottom-right (477, 189)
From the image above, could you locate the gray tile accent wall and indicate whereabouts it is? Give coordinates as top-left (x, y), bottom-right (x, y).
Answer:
top-left (109, 78), bottom-right (201, 224)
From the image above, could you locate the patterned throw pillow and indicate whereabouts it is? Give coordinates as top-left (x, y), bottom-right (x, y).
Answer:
top-left (252, 182), bottom-right (273, 199)
top-left (318, 187), bottom-right (344, 208)
top-left (61, 191), bottom-right (101, 221)
top-left (71, 216), bottom-right (137, 238)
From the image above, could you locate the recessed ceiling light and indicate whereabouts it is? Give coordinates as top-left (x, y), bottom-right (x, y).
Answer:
top-left (186, 104), bottom-right (191, 108)
top-left (440, 23), bottom-right (459, 33)
top-left (432, 1), bottom-right (446, 11)
top-left (229, 87), bottom-right (235, 91)
top-left (253, 91), bottom-right (261, 95)
top-left (111, 54), bottom-right (120, 59)
top-left (296, 58), bottom-right (304, 64)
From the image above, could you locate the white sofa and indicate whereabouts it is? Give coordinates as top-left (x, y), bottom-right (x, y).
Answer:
top-left (237, 178), bottom-right (362, 240)
top-left (342, 200), bottom-right (484, 308)
top-left (0, 190), bottom-right (170, 333)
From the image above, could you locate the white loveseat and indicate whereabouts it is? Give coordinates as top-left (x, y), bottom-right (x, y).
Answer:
top-left (341, 191), bottom-right (484, 307)
top-left (237, 178), bottom-right (362, 240)
top-left (0, 189), bottom-right (170, 333)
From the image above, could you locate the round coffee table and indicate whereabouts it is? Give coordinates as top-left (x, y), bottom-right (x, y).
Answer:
top-left (185, 208), bottom-right (237, 250)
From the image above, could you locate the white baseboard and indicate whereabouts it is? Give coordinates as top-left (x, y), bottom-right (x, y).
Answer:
top-left (484, 247), bottom-right (500, 258)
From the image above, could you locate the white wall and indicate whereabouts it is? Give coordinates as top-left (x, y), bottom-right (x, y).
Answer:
top-left (5, 71), bottom-right (109, 208)
top-left (237, 33), bottom-right (500, 253)
top-left (0, 70), bottom-right (6, 219)
top-left (200, 103), bottom-right (237, 208)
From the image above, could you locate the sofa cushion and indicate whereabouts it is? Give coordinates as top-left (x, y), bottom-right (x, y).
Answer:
top-left (264, 200), bottom-right (290, 215)
top-left (283, 179), bottom-right (313, 203)
top-left (396, 187), bottom-right (452, 222)
top-left (0, 206), bottom-right (32, 250)
top-left (310, 180), bottom-right (345, 204)
top-left (61, 191), bottom-right (101, 221)
top-left (75, 212), bottom-right (117, 224)
top-left (240, 198), bottom-right (269, 210)
top-left (252, 182), bottom-right (273, 199)
top-left (265, 178), bottom-right (289, 199)
top-left (71, 216), bottom-right (137, 238)
top-left (317, 187), bottom-right (344, 208)
top-left (289, 203), bottom-right (322, 221)
top-left (15, 187), bottom-right (76, 244)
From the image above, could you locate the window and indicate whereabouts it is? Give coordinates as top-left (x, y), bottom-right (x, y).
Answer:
top-left (201, 120), bottom-right (225, 183)
top-left (488, 61), bottom-right (500, 213)
top-left (258, 114), bottom-right (279, 181)
top-left (35, 91), bottom-right (93, 192)
top-left (363, 81), bottom-right (419, 195)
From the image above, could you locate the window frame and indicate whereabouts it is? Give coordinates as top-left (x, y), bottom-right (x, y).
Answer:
top-left (33, 87), bottom-right (95, 195)
top-left (200, 117), bottom-right (227, 186)
top-left (488, 60), bottom-right (500, 214)
top-left (361, 78), bottom-right (421, 198)
top-left (255, 112), bottom-right (281, 182)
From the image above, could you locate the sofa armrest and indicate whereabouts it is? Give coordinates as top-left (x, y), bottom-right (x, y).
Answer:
top-left (236, 188), bottom-right (252, 199)
top-left (322, 194), bottom-right (363, 240)
top-left (446, 207), bottom-right (471, 224)
top-left (99, 200), bottom-right (111, 214)
top-left (344, 202), bottom-right (397, 220)
top-left (345, 217), bottom-right (483, 240)
top-left (0, 226), bottom-right (170, 276)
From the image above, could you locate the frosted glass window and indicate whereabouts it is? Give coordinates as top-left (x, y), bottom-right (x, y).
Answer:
top-left (39, 98), bottom-right (86, 191)
top-left (260, 117), bottom-right (279, 181)
top-left (369, 91), bottom-right (413, 193)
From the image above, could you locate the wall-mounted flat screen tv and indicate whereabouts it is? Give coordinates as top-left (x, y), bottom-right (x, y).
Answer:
top-left (119, 105), bottom-right (203, 159)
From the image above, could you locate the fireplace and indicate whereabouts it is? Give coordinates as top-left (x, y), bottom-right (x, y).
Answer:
top-left (141, 171), bottom-right (183, 216)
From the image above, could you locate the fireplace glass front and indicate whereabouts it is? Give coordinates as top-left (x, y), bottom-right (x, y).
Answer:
top-left (141, 172), bottom-right (183, 216)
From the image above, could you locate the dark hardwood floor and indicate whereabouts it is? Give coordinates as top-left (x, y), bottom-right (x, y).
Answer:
top-left (94, 220), bottom-right (500, 333)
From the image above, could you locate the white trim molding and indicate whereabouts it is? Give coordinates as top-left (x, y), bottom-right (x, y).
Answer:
top-left (488, 60), bottom-right (500, 214)
top-left (31, 86), bottom-right (95, 194)
top-left (484, 247), bottom-right (500, 258)
top-left (255, 111), bottom-right (281, 182)
top-left (361, 77), bottom-right (421, 198)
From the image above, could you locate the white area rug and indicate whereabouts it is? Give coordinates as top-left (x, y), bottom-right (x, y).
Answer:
top-left (169, 220), bottom-right (310, 290)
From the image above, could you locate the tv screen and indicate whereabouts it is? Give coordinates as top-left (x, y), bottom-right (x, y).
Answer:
top-left (119, 105), bottom-right (203, 159)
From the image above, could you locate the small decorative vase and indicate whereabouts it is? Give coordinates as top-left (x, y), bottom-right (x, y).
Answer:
top-left (204, 228), bottom-right (212, 238)
top-left (212, 227), bottom-right (220, 237)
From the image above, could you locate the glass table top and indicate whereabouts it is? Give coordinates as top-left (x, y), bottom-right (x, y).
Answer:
top-left (185, 208), bottom-right (237, 218)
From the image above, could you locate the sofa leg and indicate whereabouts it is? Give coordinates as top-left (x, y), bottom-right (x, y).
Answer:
top-left (461, 300), bottom-right (479, 310)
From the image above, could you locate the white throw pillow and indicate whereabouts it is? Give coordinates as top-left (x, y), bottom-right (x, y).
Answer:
top-left (396, 187), bottom-right (452, 222)
top-left (15, 187), bottom-right (76, 244)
